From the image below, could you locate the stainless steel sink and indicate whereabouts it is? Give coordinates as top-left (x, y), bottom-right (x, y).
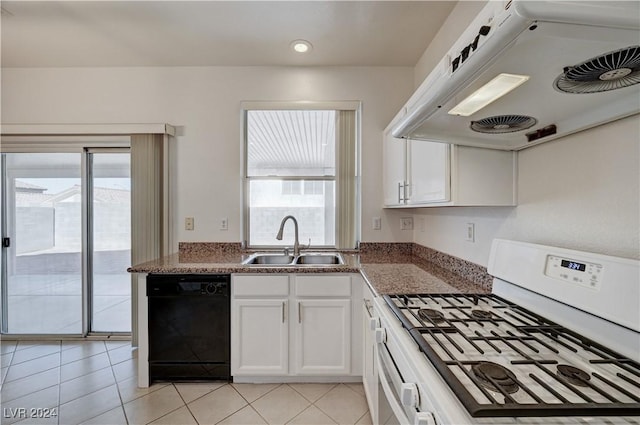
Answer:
top-left (242, 253), bottom-right (295, 265)
top-left (295, 253), bottom-right (344, 265)
top-left (242, 252), bottom-right (343, 266)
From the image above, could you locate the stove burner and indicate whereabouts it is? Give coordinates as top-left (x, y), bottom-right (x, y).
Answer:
top-left (470, 310), bottom-right (493, 320)
top-left (417, 308), bottom-right (446, 324)
top-left (557, 365), bottom-right (591, 387)
top-left (471, 362), bottom-right (519, 394)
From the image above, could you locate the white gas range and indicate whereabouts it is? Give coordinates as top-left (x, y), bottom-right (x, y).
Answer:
top-left (371, 239), bottom-right (639, 424)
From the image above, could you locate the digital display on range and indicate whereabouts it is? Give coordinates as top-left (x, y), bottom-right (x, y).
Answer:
top-left (561, 259), bottom-right (586, 272)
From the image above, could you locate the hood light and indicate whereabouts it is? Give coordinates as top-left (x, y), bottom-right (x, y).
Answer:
top-left (448, 73), bottom-right (530, 117)
top-left (291, 40), bottom-right (312, 53)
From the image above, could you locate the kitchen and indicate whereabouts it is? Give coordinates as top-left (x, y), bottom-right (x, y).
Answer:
top-left (1, 1), bottom-right (639, 424)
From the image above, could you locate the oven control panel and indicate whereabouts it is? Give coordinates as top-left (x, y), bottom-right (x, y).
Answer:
top-left (545, 255), bottom-right (603, 290)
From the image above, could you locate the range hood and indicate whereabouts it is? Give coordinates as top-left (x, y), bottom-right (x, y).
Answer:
top-left (392, 0), bottom-right (640, 150)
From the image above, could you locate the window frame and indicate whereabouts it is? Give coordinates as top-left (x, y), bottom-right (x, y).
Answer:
top-left (241, 101), bottom-right (361, 250)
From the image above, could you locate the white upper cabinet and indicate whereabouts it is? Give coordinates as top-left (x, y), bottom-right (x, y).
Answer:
top-left (383, 129), bottom-right (516, 208)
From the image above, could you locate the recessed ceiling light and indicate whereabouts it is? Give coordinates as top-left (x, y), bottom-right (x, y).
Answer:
top-left (291, 40), bottom-right (312, 54)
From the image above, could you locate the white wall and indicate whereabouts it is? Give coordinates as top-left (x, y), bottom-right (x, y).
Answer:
top-left (1, 66), bottom-right (415, 250)
top-left (413, 1), bottom-right (486, 88)
top-left (413, 115), bottom-right (640, 265)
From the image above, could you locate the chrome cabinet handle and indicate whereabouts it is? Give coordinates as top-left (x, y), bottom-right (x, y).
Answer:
top-left (282, 301), bottom-right (286, 323)
top-left (398, 182), bottom-right (404, 203)
top-left (298, 302), bottom-right (302, 323)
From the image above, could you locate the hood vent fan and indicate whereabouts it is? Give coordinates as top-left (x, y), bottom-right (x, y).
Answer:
top-left (470, 115), bottom-right (537, 134)
top-left (554, 46), bottom-right (640, 94)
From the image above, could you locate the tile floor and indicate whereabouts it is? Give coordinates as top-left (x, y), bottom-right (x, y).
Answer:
top-left (0, 340), bottom-right (372, 425)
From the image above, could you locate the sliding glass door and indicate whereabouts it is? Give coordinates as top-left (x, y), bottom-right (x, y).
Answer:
top-left (1, 149), bottom-right (131, 335)
top-left (2, 153), bottom-right (83, 334)
top-left (89, 151), bottom-right (131, 332)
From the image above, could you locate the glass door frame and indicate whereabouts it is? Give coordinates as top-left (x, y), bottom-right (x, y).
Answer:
top-left (0, 146), bottom-right (131, 338)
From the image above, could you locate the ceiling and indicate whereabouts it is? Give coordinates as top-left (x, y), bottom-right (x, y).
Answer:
top-left (0, 1), bottom-right (457, 68)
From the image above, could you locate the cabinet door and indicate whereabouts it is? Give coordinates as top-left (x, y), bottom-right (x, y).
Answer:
top-left (231, 299), bottom-right (288, 375)
top-left (383, 131), bottom-right (407, 206)
top-left (407, 140), bottom-right (450, 204)
top-left (293, 299), bottom-right (351, 375)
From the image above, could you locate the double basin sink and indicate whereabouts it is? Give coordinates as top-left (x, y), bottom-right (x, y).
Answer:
top-left (242, 252), bottom-right (344, 266)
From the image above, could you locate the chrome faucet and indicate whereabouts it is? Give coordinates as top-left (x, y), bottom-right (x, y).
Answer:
top-left (276, 215), bottom-right (307, 256)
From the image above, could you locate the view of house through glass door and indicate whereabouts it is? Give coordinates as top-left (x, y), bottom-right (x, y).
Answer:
top-left (1, 150), bottom-right (131, 335)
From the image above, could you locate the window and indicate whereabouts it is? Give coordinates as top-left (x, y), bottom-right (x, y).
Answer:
top-left (243, 104), bottom-right (359, 249)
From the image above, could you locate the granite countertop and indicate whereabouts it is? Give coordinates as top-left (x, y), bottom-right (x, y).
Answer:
top-left (128, 243), bottom-right (491, 296)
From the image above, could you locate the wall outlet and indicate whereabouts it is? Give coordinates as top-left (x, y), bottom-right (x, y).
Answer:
top-left (372, 217), bottom-right (382, 230)
top-left (466, 223), bottom-right (475, 242)
top-left (185, 217), bottom-right (194, 231)
top-left (400, 217), bottom-right (413, 230)
top-left (220, 217), bottom-right (228, 231)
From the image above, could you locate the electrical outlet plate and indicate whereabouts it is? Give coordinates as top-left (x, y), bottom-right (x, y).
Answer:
top-left (400, 217), bottom-right (414, 230)
top-left (372, 217), bottom-right (382, 230)
top-left (220, 218), bottom-right (228, 231)
top-left (466, 223), bottom-right (475, 242)
top-left (185, 217), bottom-right (194, 231)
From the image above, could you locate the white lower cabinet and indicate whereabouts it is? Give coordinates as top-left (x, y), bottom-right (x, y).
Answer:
top-left (294, 298), bottom-right (351, 375)
top-left (231, 273), bottom-right (361, 379)
top-left (232, 299), bottom-right (288, 375)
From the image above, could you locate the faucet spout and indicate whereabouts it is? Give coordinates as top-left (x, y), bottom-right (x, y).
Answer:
top-left (276, 215), bottom-right (300, 256)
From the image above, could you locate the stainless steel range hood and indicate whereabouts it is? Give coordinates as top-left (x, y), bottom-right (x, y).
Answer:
top-left (392, 0), bottom-right (640, 151)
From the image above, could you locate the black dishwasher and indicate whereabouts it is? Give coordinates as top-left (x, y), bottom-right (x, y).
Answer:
top-left (147, 274), bottom-right (230, 382)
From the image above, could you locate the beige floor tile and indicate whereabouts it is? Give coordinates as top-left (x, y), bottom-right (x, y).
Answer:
top-left (217, 405), bottom-right (267, 425)
top-left (150, 406), bottom-right (197, 425)
top-left (10, 343), bottom-right (61, 365)
top-left (355, 412), bottom-right (373, 425)
top-left (344, 383), bottom-right (365, 396)
top-left (58, 384), bottom-right (122, 425)
top-left (0, 367), bottom-right (60, 403)
top-left (105, 340), bottom-right (131, 351)
top-left (2, 366), bottom-right (8, 384)
top-left (175, 382), bottom-right (226, 404)
top-left (61, 342), bottom-right (107, 365)
top-left (60, 366), bottom-right (116, 404)
top-left (111, 358), bottom-right (137, 382)
top-left (187, 385), bottom-right (247, 425)
top-left (250, 385), bottom-right (310, 425)
top-left (4, 352), bottom-right (60, 383)
top-left (1, 351), bottom-right (14, 368)
top-left (123, 384), bottom-right (185, 425)
top-left (288, 405), bottom-right (337, 425)
top-left (60, 352), bottom-right (111, 382)
top-left (117, 376), bottom-right (168, 404)
top-left (288, 383), bottom-right (336, 403)
top-left (106, 344), bottom-right (135, 365)
top-left (15, 341), bottom-right (60, 352)
top-left (315, 384), bottom-right (368, 425)
top-left (231, 383), bottom-right (280, 403)
top-left (80, 406), bottom-right (128, 425)
top-left (0, 340), bottom-right (17, 354)
top-left (1, 386), bottom-right (59, 425)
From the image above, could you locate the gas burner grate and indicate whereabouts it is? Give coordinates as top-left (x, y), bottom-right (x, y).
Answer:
top-left (471, 361), bottom-right (520, 394)
top-left (417, 308), bottom-right (446, 324)
top-left (557, 364), bottom-right (591, 387)
top-left (383, 293), bottom-right (640, 417)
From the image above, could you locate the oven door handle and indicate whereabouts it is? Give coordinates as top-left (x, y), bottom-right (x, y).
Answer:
top-left (376, 342), bottom-right (413, 424)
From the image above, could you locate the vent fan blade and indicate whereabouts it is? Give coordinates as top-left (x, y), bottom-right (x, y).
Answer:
top-left (470, 115), bottom-right (537, 134)
top-left (554, 46), bottom-right (640, 94)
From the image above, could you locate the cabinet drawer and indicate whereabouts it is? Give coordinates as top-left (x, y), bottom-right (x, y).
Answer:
top-left (232, 275), bottom-right (289, 297)
top-left (295, 275), bottom-right (351, 297)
